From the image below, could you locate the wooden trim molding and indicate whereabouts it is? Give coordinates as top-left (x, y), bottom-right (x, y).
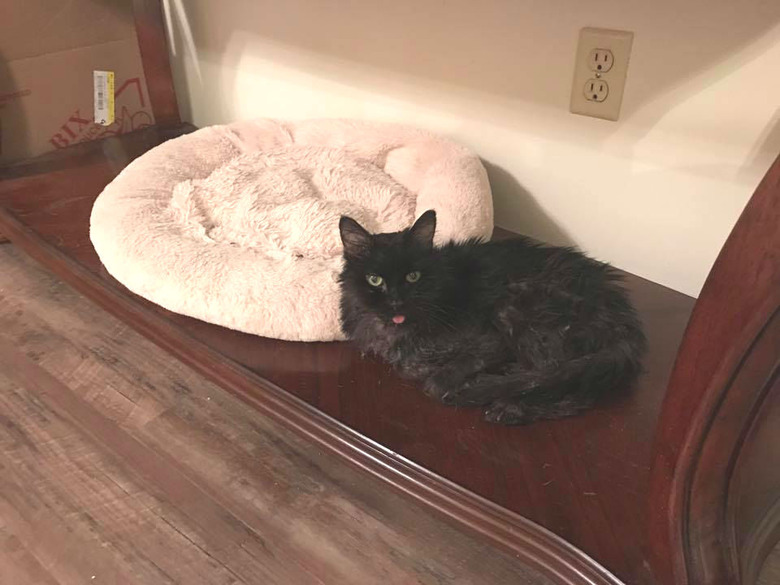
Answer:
top-left (687, 312), bottom-right (779, 583)
top-left (647, 154), bottom-right (780, 585)
top-left (740, 492), bottom-right (780, 585)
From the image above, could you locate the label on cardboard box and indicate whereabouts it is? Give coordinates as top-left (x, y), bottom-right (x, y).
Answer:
top-left (0, 0), bottom-right (154, 164)
top-left (94, 70), bottom-right (115, 126)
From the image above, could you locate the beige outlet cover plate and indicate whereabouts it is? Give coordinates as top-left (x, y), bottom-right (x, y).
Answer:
top-left (570, 27), bottom-right (634, 121)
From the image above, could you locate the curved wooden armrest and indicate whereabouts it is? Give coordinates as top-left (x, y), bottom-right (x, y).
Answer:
top-left (647, 154), bottom-right (780, 585)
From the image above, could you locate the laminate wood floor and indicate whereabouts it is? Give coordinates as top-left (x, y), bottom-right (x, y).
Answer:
top-left (0, 244), bottom-right (554, 584)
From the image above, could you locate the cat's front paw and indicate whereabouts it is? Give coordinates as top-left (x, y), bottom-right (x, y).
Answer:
top-left (422, 378), bottom-right (449, 402)
top-left (483, 400), bottom-right (532, 425)
top-left (438, 378), bottom-right (496, 407)
top-left (422, 380), bottom-right (480, 407)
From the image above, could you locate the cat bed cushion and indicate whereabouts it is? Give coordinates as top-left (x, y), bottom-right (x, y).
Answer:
top-left (90, 119), bottom-right (493, 341)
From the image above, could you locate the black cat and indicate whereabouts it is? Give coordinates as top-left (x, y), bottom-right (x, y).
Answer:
top-left (338, 210), bottom-right (646, 425)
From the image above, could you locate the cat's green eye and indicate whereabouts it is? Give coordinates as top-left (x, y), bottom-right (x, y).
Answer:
top-left (366, 274), bottom-right (384, 287)
top-left (406, 271), bottom-right (422, 283)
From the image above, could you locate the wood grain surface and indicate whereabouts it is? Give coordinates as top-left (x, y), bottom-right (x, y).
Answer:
top-left (0, 244), bottom-right (555, 585)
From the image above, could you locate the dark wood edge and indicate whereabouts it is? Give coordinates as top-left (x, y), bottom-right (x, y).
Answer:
top-left (133, 0), bottom-right (181, 126)
top-left (688, 311), bottom-right (779, 583)
top-left (0, 206), bottom-right (624, 585)
top-left (739, 490), bottom-right (780, 585)
top-left (725, 327), bottom-right (780, 585)
top-left (646, 153), bottom-right (780, 585)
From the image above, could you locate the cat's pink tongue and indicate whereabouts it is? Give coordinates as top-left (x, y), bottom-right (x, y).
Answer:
top-left (392, 315), bottom-right (406, 324)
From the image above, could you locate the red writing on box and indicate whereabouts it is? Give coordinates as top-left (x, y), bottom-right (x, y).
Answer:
top-left (48, 78), bottom-right (152, 149)
top-left (0, 89), bottom-right (32, 105)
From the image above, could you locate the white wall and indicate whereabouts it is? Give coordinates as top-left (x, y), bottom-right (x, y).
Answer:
top-left (163, 0), bottom-right (780, 297)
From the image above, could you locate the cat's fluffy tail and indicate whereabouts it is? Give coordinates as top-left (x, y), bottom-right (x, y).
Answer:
top-left (505, 340), bottom-right (644, 423)
top-left (460, 333), bottom-right (647, 425)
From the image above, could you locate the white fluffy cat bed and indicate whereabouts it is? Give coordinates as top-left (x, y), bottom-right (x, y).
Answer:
top-left (90, 119), bottom-right (493, 341)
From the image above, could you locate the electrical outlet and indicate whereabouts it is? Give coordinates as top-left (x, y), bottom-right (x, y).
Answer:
top-left (588, 48), bottom-right (613, 73)
top-left (585, 79), bottom-right (608, 102)
top-left (570, 28), bottom-right (633, 121)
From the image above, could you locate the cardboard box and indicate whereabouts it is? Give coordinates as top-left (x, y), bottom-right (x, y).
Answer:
top-left (0, 0), bottom-right (156, 164)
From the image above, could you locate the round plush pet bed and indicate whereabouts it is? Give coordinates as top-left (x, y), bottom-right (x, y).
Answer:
top-left (90, 119), bottom-right (493, 341)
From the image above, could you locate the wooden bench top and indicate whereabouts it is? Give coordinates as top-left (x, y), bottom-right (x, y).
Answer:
top-left (0, 125), bottom-right (697, 584)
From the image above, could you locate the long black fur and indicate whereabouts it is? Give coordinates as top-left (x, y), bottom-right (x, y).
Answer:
top-left (338, 210), bottom-right (647, 425)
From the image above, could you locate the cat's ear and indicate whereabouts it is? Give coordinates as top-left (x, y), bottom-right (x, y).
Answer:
top-left (339, 216), bottom-right (373, 260)
top-left (408, 210), bottom-right (436, 249)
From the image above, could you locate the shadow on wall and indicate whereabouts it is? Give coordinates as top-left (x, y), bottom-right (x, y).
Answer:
top-left (740, 109), bottom-right (780, 182)
top-left (481, 160), bottom-right (576, 248)
top-left (164, 0), bottom-right (780, 180)
top-left (169, 0), bottom-right (780, 119)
